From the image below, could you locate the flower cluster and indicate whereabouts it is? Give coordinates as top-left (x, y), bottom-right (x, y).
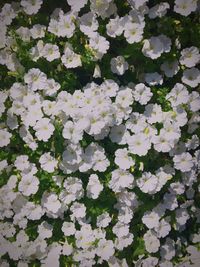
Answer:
top-left (0, 0), bottom-right (200, 266)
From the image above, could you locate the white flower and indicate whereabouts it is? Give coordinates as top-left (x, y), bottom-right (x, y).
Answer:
top-left (114, 148), bottom-right (135, 170)
top-left (124, 22), bottom-right (144, 44)
top-left (62, 121), bottom-right (83, 144)
top-left (96, 239), bottom-right (115, 261)
top-left (155, 168), bottom-right (173, 192)
top-left (9, 82), bottom-right (27, 101)
top-left (24, 68), bottom-right (47, 91)
top-left (116, 88), bottom-right (133, 108)
top-left (61, 48), bottom-right (82, 68)
top-left (42, 192), bottom-right (61, 213)
top-left (173, 152), bottom-right (194, 172)
top-left (30, 24), bottom-right (46, 39)
top-left (58, 14), bottom-right (75, 38)
top-left (111, 56), bottom-right (129, 76)
top-left (92, 148), bottom-right (110, 172)
top-left (148, 2), bottom-right (170, 19)
top-left (90, 0), bottom-right (112, 17)
top-left (0, 3), bottom-right (17, 26)
top-left (163, 192), bottom-right (178, 211)
top-left (21, 106), bottom-right (43, 127)
top-left (139, 257), bottom-right (158, 267)
top-left (159, 34), bottom-right (172, 53)
top-left (85, 113), bottom-right (105, 136)
top-left (186, 134), bottom-right (199, 150)
top-left (87, 174), bottom-right (103, 199)
top-left (188, 91), bottom-right (200, 112)
top-left (112, 222), bottom-right (129, 238)
top-left (16, 27), bottom-right (31, 42)
top-left (181, 67), bottom-right (200, 88)
top-left (126, 112), bottom-right (147, 134)
top-left (169, 182), bottom-right (185, 195)
top-left (127, 133), bottom-right (151, 156)
top-left (142, 37), bottom-right (163, 59)
top-left (160, 238), bottom-right (175, 260)
top-left (61, 222), bottom-right (76, 236)
top-left (7, 113), bottom-right (18, 130)
top-left (137, 172), bottom-right (158, 194)
top-left (179, 46), bottom-right (200, 68)
top-left (142, 211), bottom-right (160, 229)
top-left (59, 177), bottom-right (84, 205)
top-left (39, 153), bottom-right (58, 173)
top-left (109, 124), bottom-right (127, 145)
top-left (115, 233), bottom-right (134, 251)
top-left (26, 202), bottom-right (44, 220)
top-left (38, 221), bottom-right (53, 239)
top-left (62, 144), bottom-right (82, 166)
top-left (62, 240), bottom-right (73, 256)
top-left (41, 43), bottom-right (60, 61)
top-left (143, 35), bottom-right (171, 59)
top-left (174, 0), bottom-right (197, 16)
top-left (106, 16), bottom-right (124, 38)
top-left (0, 129), bottom-right (12, 147)
top-left (42, 100), bottom-right (58, 117)
top-left (133, 83), bottom-right (153, 105)
top-left (70, 202), bottom-right (86, 220)
top-left (166, 83), bottom-right (189, 107)
top-left (144, 230), bottom-right (160, 253)
top-left (186, 245), bottom-right (200, 266)
top-left (67, 0), bottom-right (87, 11)
top-left (48, 18), bottom-right (60, 36)
top-left (89, 33), bottom-right (109, 58)
top-left (75, 224), bottom-right (96, 249)
top-left (93, 64), bottom-right (101, 78)
top-left (79, 143), bottom-right (110, 172)
top-left (19, 126), bottom-right (38, 151)
top-left (144, 103), bottom-right (163, 124)
top-left (0, 160), bottom-right (8, 173)
top-left (161, 60), bottom-right (180, 77)
top-left (145, 72), bottom-right (163, 86)
top-left (21, 0), bottom-right (43, 15)
top-left (109, 169), bottom-right (134, 193)
top-left (0, 91), bottom-right (7, 116)
top-left (152, 133), bottom-right (175, 153)
top-left (108, 257), bottom-right (129, 267)
top-left (33, 118), bottom-right (55, 142)
top-left (154, 219), bottom-right (171, 238)
top-left (160, 123), bottom-right (180, 144)
top-left (44, 78), bottom-right (61, 96)
top-left (128, 0), bottom-right (148, 9)
top-left (22, 91), bottom-right (41, 108)
top-left (29, 40), bottom-right (44, 61)
top-left (100, 79), bottom-right (119, 97)
top-left (41, 243), bottom-right (62, 267)
top-left (96, 212), bottom-right (111, 228)
top-left (18, 262), bottom-right (28, 267)
top-left (14, 155), bottom-right (29, 171)
top-left (79, 12), bottom-right (99, 37)
top-left (18, 174), bottom-right (39, 196)
top-left (167, 106), bottom-right (187, 128)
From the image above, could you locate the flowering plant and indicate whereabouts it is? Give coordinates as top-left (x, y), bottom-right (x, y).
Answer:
top-left (0, 0), bottom-right (200, 266)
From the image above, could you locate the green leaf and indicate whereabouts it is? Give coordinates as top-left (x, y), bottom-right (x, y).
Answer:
top-left (133, 238), bottom-right (146, 258)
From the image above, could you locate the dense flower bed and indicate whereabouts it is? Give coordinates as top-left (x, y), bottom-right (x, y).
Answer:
top-left (0, 0), bottom-right (200, 266)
